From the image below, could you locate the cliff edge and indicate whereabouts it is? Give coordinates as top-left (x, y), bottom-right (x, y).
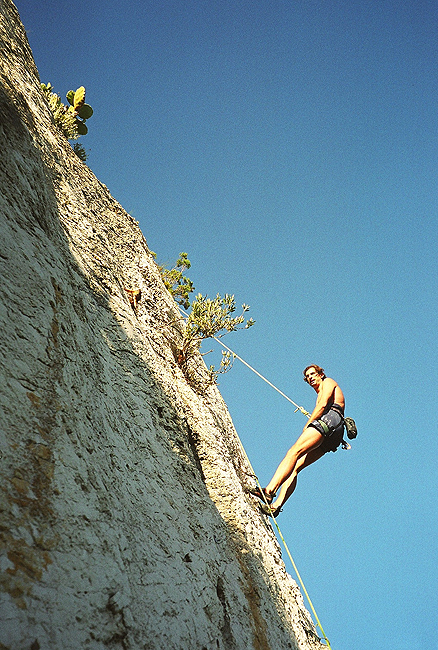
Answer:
top-left (0, 2), bottom-right (325, 648)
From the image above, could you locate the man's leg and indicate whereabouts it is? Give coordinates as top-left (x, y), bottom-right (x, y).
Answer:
top-left (265, 426), bottom-right (324, 497)
top-left (271, 444), bottom-right (327, 510)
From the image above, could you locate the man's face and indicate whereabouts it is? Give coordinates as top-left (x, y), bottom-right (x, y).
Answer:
top-left (305, 367), bottom-right (322, 387)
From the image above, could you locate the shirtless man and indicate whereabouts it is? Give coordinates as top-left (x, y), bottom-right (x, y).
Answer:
top-left (251, 365), bottom-right (345, 517)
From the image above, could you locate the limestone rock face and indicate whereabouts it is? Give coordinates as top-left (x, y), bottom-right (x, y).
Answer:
top-left (0, 2), bottom-right (325, 649)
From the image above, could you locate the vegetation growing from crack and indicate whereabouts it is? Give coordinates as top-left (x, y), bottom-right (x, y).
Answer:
top-left (159, 253), bottom-right (255, 386)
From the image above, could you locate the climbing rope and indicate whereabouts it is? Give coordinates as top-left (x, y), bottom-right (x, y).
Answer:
top-left (233, 424), bottom-right (332, 648)
top-left (212, 336), bottom-right (311, 417)
top-left (254, 473), bottom-right (332, 649)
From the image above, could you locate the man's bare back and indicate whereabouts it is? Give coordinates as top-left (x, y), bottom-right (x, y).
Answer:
top-left (314, 378), bottom-right (345, 413)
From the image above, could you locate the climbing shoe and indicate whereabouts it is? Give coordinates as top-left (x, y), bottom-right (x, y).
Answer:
top-left (248, 486), bottom-right (275, 505)
top-left (258, 502), bottom-right (282, 518)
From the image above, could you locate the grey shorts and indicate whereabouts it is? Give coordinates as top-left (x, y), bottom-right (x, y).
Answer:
top-left (308, 406), bottom-right (345, 453)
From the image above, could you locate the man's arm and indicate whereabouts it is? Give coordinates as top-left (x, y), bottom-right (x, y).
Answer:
top-left (303, 378), bottom-right (337, 431)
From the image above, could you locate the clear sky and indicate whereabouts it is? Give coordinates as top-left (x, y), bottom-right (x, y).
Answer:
top-left (15, 1), bottom-right (438, 648)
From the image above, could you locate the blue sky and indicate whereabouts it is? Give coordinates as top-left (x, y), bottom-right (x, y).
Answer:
top-left (16, 1), bottom-right (438, 648)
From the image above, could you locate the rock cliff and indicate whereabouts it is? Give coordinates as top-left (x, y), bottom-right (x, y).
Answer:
top-left (0, 2), bottom-right (325, 648)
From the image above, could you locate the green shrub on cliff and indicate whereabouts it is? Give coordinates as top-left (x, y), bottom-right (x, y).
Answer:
top-left (160, 253), bottom-right (254, 385)
top-left (180, 292), bottom-right (254, 384)
top-left (159, 252), bottom-right (194, 310)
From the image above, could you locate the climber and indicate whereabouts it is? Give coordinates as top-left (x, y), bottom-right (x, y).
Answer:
top-left (250, 365), bottom-right (345, 517)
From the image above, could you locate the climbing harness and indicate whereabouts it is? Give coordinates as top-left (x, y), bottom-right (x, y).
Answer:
top-left (313, 410), bottom-right (351, 451)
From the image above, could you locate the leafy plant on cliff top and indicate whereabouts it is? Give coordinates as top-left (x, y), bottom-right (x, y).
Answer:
top-left (41, 83), bottom-right (93, 161)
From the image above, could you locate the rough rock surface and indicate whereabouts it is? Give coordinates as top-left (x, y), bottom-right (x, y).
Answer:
top-left (0, 2), bottom-right (325, 649)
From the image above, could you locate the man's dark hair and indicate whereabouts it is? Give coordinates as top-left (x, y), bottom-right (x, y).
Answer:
top-left (303, 365), bottom-right (326, 383)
